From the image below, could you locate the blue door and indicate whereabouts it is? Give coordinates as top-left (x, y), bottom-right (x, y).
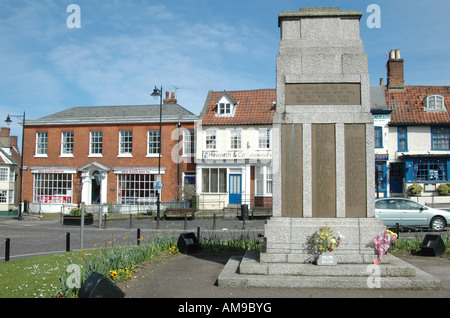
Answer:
top-left (229, 174), bottom-right (242, 205)
top-left (389, 163), bottom-right (403, 193)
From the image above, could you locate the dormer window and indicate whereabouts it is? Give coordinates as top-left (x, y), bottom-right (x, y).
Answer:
top-left (216, 91), bottom-right (236, 117)
top-left (218, 103), bottom-right (232, 115)
top-left (424, 95), bottom-right (445, 111)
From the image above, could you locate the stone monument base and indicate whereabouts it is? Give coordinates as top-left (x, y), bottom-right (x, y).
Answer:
top-left (217, 217), bottom-right (442, 289)
top-left (217, 251), bottom-right (441, 289)
top-left (262, 217), bottom-right (386, 265)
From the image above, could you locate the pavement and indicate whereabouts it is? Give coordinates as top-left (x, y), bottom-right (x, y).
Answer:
top-left (1, 215), bottom-right (449, 303)
top-left (116, 250), bottom-right (450, 299)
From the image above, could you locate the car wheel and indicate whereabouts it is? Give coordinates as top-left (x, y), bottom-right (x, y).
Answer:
top-left (430, 216), bottom-right (446, 231)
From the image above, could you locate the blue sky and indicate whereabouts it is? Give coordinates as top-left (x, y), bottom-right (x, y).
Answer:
top-left (0, 0), bottom-right (449, 143)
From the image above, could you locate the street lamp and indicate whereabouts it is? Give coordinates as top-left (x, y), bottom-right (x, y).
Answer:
top-left (151, 86), bottom-right (163, 228)
top-left (5, 112), bottom-right (25, 220)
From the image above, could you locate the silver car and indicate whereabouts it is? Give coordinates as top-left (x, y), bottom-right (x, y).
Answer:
top-left (375, 197), bottom-right (450, 231)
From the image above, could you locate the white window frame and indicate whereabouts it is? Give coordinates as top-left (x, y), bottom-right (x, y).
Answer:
top-left (33, 173), bottom-right (73, 203)
top-left (116, 173), bottom-right (157, 205)
top-left (89, 131), bottom-right (103, 157)
top-left (202, 168), bottom-right (227, 193)
top-left (218, 103), bottom-right (232, 116)
top-left (119, 130), bottom-right (133, 157)
top-left (183, 129), bottom-right (195, 156)
top-left (258, 128), bottom-right (271, 149)
top-left (255, 166), bottom-right (273, 196)
top-left (0, 168), bottom-right (9, 182)
top-left (229, 129), bottom-right (242, 150)
top-left (0, 190), bottom-right (7, 203)
top-left (205, 130), bottom-right (217, 150)
top-left (147, 130), bottom-right (161, 157)
top-left (61, 131), bottom-right (74, 157)
top-left (8, 190), bottom-right (14, 204)
top-left (35, 132), bottom-right (48, 157)
top-left (424, 95), bottom-right (445, 111)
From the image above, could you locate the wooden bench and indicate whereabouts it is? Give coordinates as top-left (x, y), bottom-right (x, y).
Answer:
top-left (250, 207), bottom-right (272, 219)
top-left (163, 208), bottom-right (195, 220)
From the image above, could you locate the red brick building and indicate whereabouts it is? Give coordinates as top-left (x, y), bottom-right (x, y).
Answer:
top-left (22, 95), bottom-right (197, 213)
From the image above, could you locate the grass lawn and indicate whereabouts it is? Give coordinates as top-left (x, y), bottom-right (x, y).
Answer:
top-left (0, 234), bottom-right (262, 298)
top-left (0, 235), bottom-right (180, 298)
top-left (0, 253), bottom-right (75, 298)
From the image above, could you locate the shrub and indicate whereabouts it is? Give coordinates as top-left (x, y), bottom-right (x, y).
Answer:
top-left (407, 184), bottom-right (423, 196)
top-left (438, 183), bottom-right (450, 195)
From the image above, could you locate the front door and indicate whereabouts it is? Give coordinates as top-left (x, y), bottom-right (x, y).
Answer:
top-left (390, 163), bottom-right (403, 193)
top-left (91, 171), bottom-right (101, 204)
top-left (229, 174), bottom-right (242, 205)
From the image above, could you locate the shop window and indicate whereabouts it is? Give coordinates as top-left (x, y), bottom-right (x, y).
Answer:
top-left (33, 173), bottom-right (73, 203)
top-left (413, 160), bottom-right (447, 182)
top-left (117, 173), bottom-right (156, 205)
top-left (202, 168), bottom-right (226, 193)
top-left (0, 190), bottom-right (7, 203)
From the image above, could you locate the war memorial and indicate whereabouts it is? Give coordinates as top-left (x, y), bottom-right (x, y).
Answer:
top-left (218, 7), bottom-right (441, 289)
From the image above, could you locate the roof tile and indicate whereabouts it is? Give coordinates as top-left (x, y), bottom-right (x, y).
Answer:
top-left (386, 86), bottom-right (450, 125)
top-left (201, 89), bottom-right (276, 126)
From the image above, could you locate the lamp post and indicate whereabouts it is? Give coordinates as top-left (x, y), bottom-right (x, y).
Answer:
top-left (5, 112), bottom-right (25, 220)
top-left (151, 86), bottom-right (163, 228)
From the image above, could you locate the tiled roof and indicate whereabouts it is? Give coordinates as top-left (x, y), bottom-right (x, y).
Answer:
top-left (386, 86), bottom-right (450, 125)
top-left (26, 104), bottom-right (198, 125)
top-left (201, 89), bottom-right (276, 126)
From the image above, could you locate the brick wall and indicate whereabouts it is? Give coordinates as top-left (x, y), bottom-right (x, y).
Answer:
top-left (22, 122), bottom-right (196, 204)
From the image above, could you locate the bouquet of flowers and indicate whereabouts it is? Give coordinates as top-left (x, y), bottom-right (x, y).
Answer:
top-left (307, 223), bottom-right (343, 254)
top-left (372, 229), bottom-right (398, 265)
top-left (69, 206), bottom-right (87, 216)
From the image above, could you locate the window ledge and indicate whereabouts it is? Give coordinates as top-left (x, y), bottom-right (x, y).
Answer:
top-left (34, 154), bottom-right (48, 158)
top-left (118, 154), bottom-right (133, 158)
top-left (88, 154), bottom-right (103, 158)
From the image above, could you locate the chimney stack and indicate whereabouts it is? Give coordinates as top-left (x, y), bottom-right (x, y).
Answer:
top-left (163, 91), bottom-right (178, 104)
top-left (386, 49), bottom-right (405, 92)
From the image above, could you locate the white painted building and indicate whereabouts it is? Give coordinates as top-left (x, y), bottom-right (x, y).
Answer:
top-left (0, 128), bottom-right (20, 215)
top-left (196, 90), bottom-right (275, 211)
top-left (372, 50), bottom-right (450, 205)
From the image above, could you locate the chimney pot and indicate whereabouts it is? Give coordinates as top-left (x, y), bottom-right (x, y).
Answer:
top-left (389, 50), bottom-right (396, 60)
top-left (386, 49), bottom-right (405, 92)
